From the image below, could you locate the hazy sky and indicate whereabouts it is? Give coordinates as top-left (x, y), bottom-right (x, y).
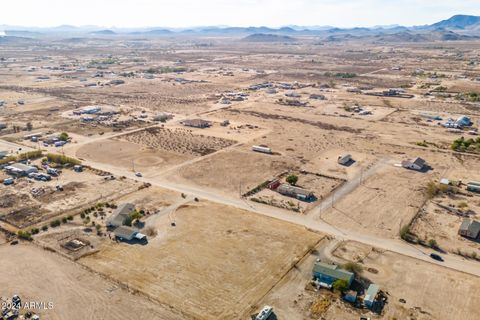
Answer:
top-left (1, 0), bottom-right (479, 28)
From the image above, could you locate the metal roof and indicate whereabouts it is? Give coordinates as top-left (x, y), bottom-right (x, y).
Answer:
top-left (312, 262), bottom-right (354, 282)
top-left (7, 163), bottom-right (37, 172)
top-left (107, 203), bottom-right (135, 227)
top-left (460, 218), bottom-right (480, 237)
top-left (114, 226), bottom-right (138, 240)
top-left (365, 284), bottom-right (380, 302)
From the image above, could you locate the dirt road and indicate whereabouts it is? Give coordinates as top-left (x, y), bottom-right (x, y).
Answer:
top-left (70, 154), bottom-right (480, 278)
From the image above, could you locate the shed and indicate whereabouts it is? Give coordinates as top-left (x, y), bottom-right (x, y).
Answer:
top-left (107, 203), bottom-right (135, 228)
top-left (459, 218), bottom-right (480, 239)
top-left (364, 284), bottom-right (380, 308)
top-left (338, 154), bottom-right (352, 165)
top-left (401, 157), bottom-right (426, 171)
top-left (312, 261), bottom-right (354, 288)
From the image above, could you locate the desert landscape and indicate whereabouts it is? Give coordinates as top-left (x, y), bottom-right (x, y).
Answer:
top-left (1, 5), bottom-right (480, 320)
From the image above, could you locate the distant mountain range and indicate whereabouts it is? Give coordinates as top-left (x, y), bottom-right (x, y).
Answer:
top-left (2, 15), bottom-right (480, 42)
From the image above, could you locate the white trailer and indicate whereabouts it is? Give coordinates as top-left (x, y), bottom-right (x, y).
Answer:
top-left (252, 145), bottom-right (272, 154)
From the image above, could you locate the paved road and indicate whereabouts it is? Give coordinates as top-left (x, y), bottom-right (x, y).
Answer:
top-left (74, 157), bottom-right (480, 278)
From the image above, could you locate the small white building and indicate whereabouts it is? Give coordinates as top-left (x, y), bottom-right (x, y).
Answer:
top-left (252, 145), bottom-right (272, 154)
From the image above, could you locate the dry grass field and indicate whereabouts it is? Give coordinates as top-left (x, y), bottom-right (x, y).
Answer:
top-left (80, 201), bottom-right (323, 319)
top-left (0, 244), bottom-right (185, 320)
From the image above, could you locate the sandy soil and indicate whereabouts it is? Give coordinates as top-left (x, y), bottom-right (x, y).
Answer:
top-left (166, 149), bottom-right (295, 197)
top-left (0, 243), bottom-right (185, 320)
top-left (321, 166), bottom-right (431, 238)
top-left (77, 139), bottom-right (190, 174)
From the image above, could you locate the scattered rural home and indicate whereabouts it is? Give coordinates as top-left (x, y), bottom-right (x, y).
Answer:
top-left (73, 106), bottom-right (101, 115)
top-left (337, 154), bottom-right (352, 165)
top-left (107, 203), bottom-right (136, 228)
top-left (252, 145), bottom-right (272, 154)
top-left (312, 261), bottom-right (354, 289)
top-left (401, 157), bottom-right (426, 171)
top-left (364, 284), bottom-right (380, 309)
top-left (153, 112), bottom-right (174, 122)
top-left (0, 123), bottom-right (7, 129)
top-left (181, 119), bottom-right (211, 128)
top-left (114, 226), bottom-right (147, 242)
top-left (23, 132), bottom-right (43, 140)
top-left (458, 218), bottom-right (480, 239)
top-left (5, 163), bottom-right (38, 176)
top-left (277, 184), bottom-right (314, 201)
top-left (0, 151), bottom-right (8, 159)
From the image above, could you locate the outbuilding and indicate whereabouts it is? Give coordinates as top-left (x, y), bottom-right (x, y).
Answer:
top-left (364, 284), bottom-right (380, 308)
top-left (337, 154), bottom-right (352, 165)
top-left (401, 157), bottom-right (426, 171)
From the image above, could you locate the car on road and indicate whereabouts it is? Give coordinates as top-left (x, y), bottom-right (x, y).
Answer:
top-left (135, 172), bottom-right (142, 177)
top-left (430, 253), bottom-right (444, 262)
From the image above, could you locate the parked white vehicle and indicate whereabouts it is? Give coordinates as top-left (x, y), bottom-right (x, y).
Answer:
top-left (255, 305), bottom-right (273, 320)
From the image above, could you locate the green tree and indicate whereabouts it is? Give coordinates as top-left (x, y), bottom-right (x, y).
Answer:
top-left (332, 279), bottom-right (349, 293)
top-left (428, 239), bottom-right (438, 249)
top-left (286, 174), bottom-right (298, 186)
top-left (343, 262), bottom-right (363, 275)
top-left (129, 210), bottom-right (143, 223)
top-left (58, 132), bottom-right (69, 141)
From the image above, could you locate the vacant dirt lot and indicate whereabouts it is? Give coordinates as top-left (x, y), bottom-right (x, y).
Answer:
top-left (80, 201), bottom-right (322, 319)
top-left (77, 139), bottom-right (190, 174)
top-left (321, 165), bottom-right (431, 238)
top-left (122, 126), bottom-right (236, 156)
top-left (166, 149), bottom-right (295, 197)
top-left (0, 244), bottom-right (185, 320)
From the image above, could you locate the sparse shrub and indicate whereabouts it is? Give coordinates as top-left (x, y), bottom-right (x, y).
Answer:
top-left (428, 239), bottom-right (438, 249)
top-left (50, 220), bottom-right (61, 228)
top-left (17, 230), bottom-right (32, 241)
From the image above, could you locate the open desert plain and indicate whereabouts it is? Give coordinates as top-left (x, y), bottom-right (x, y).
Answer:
top-left (1, 4), bottom-right (480, 320)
